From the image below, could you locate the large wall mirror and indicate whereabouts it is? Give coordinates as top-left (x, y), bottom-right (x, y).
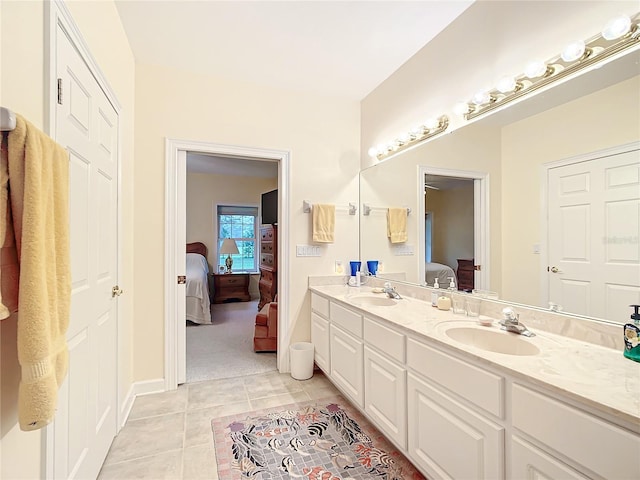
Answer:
top-left (360, 49), bottom-right (640, 326)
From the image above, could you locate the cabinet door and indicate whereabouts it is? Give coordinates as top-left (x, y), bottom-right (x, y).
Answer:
top-left (407, 372), bottom-right (504, 480)
top-left (511, 436), bottom-right (590, 480)
top-left (364, 346), bottom-right (406, 448)
top-left (311, 312), bottom-right (330, 373)
top-left (330, 325), bottom-right (363, 407)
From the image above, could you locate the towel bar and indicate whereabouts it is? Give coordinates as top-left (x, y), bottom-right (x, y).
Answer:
top-left (303, 200), bottom-right (357, 215)
top-left (0, 107), bottom-right (16, 131)
top-left (362, 204), bottom-right (411, 216)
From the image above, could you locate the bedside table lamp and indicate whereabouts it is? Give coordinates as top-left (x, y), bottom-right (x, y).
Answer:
top-left (220, 238), bottom-right (239, 273)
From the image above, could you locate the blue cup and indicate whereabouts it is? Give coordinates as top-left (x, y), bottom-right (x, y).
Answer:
top-left (349, 261), bottom-right (361, 276)
top-left (367, 260), bottom-right (379, 276)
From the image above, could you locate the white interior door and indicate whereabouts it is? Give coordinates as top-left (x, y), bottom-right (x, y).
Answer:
top-left (53, 25), bottom-right (119, 479)
top-left (548, 148), bottom-right (640, 321)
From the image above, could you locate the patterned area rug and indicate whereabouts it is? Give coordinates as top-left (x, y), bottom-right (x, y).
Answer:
top-left (211, 395), bottom-right (425, 479)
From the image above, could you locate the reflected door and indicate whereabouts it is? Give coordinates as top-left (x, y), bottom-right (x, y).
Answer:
top-left (548, 147), bottom-right (640, 321)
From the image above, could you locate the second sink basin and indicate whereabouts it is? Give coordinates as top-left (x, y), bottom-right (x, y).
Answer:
top-left (445, 327), bottom-right (540, 356)
top-left (349, 295), bottom-right (398, 307)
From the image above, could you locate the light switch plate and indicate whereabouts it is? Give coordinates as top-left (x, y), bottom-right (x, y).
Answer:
top-left (392, 244), bottom-right (414, 256)
top-left (296, 245), bottom-right (322, 257)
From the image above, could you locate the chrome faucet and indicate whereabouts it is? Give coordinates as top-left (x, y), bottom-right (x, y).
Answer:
top-left (383, 282), bottom-right (402, 299)
top-left (500, 307), bottom-right (535, 337)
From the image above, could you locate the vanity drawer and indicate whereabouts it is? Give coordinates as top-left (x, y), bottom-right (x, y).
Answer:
top-left (364, 317), bottom-right (405, 363)
top-left (512, 383), bottom-right (640, 479)
top-left (407, 338), bottom-right (504, 418)
top-left (311, 293), bottom-right (329, 318)
top-left (330, 301), bottom-right (363, 337)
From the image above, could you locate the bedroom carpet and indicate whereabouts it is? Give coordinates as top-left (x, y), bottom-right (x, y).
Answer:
top-left (187, 300), bottom-right (277, 383)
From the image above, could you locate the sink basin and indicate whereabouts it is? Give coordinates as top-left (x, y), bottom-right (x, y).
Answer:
top-left (445, 327), bottom-right (540, 356)
top-left (349, 295), bottom-right (398, 307)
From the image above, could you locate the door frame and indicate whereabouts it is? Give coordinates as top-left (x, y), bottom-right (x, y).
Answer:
top-left (418, 166), bottom-right (490, 290)
top-left (164, 139), bottom-right (290, 391)
top-left (45, 0), bottom-right (124, 476)
top-left (540, 140), bottom-right (640, 309)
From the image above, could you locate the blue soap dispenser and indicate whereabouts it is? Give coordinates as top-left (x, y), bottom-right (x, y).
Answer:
top-left (623, 305), bottom-right (640, 362)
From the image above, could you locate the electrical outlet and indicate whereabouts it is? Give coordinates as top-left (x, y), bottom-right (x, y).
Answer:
top-left (335, 260), bottom-right (345, 274)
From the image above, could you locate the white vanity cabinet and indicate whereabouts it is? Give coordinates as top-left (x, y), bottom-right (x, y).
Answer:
top-left (329, 324), bottom-right (364, 407)
top-left (364, 346), bottom-right (406, 448)
top-left (308, 288), bottom-right (640, 480)
top-left (363, 317), bottom-right (407, 449)
top-left (511, 383), bottom-right (640, 480)
top-left (406, 336), bottom-right (505, 480)
top-left (310, 293), bottom-right (330, 372)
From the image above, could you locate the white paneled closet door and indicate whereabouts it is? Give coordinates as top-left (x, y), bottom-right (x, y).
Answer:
top-left (548, 147), bottom-right (640, 321)
top-left (53, 24), bottom-right (119, 479)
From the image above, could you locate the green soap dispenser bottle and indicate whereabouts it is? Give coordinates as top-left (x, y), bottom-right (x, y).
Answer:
top-left (623, 305), bottom-right (640, 362)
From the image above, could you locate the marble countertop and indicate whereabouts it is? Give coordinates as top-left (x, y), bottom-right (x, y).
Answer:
top-left (309, 284), bottom-right (640, 429)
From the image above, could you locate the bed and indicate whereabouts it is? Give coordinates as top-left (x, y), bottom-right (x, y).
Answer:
top-left (425, 262), bottom-right (457, 289)
top-left (186, 242), bottom-right (212, 324)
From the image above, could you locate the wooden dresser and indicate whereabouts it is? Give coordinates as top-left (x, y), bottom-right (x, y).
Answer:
top-left (456, 258), bottom-right (475, 292)
top-left (258, 224), bottom-right (278, 310)
top-left (212, 273), bottom-right (251, 303)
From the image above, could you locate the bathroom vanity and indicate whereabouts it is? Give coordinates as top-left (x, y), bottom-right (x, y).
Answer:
top-left (309, 282), bottom-right (640, 480)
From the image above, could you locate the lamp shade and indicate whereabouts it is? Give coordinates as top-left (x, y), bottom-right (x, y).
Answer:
top-left (220, 238), bottom-right (239, 255)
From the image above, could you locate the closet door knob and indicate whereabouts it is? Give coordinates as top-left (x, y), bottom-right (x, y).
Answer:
top-left (549, 266), bottom-right (563, 273)
top-left (111, 285), bottom-right (124, 297)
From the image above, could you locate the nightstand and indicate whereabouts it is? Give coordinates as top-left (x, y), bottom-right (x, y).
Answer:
top-left (212, 273), bottom-right (251, 303)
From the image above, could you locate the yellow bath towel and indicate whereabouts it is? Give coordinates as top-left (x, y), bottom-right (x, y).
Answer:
top-left (387, 207), bottom-right (407, 244)
top-left (312, 204), bottom-right (336, 243)
top-left (7, 115), bottom-right (71, 431)
top-left (0, 132), bottom-right (16, 320)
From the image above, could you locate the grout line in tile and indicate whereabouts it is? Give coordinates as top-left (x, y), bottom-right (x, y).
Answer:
top-left (101, 447), bottom-right (184, 468)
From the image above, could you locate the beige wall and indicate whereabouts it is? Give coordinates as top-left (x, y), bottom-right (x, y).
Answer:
top-left (501, 75), bottom-right (640, 307)
top-left (134, 62), bottom-right (360, 381)
top-left (0, 1), bottom-right (135, 477)
top-left (186, 172), bottom-right (277, 298)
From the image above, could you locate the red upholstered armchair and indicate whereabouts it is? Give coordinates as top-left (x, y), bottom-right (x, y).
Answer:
top-left (254, 297), bottom-right (277, 352)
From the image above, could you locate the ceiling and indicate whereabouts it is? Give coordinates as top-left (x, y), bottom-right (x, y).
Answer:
top-left (114, 0), bottom-right (474, 101)
top-left (116, 1), bottom-right (474, 176)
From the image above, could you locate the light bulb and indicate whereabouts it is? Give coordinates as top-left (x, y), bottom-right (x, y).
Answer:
top-left (424, 117), bottom-right (440, 130)
top-left (472, 90), bottom-right (491, 105)
top-left (399, 132), bottom-right (411, 144)
top-left (367, 146), bottom-right (378, 158)
top-left (376, 144), bottom-right (386, 155)
top-left (410, 126), bottom-right (422, 137)
top-left (453, 102), bottom-right (470, 116)
top-left (524, 60), bottom-right (548, 79)
top-left (602, 14), bottom-right (631, 40)
top-left (561, 40), bottom-right (586, 62)
top-left (496, 76), bottom-right (517, 93)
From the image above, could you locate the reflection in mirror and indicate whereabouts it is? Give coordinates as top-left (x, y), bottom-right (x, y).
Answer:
top-left (360, 50), bottom-right (640, 325)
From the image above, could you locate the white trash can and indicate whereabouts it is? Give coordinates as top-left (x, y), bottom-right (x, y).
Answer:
top-left (289, 342), bottom-right (314, 380)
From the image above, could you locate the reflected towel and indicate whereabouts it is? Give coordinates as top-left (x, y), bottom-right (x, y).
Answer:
top-left (312, 204), bottom-right (335, 243)
top-left (7, 115), bottom-right (71, 431)
top-left (387, 207), bottom-right (407, 244)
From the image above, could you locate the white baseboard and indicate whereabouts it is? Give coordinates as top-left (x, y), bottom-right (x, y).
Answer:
top-left (118, 378), bottom-right (166, 429)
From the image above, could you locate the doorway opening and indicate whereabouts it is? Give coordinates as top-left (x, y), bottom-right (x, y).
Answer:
top-left (418, 166), bottom-right (490, 291)
top-left (165, 139), bottom-right (290, 391)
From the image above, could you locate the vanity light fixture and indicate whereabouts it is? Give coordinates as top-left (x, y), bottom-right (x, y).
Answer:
top-left (456, 12), bottom-right (640, 121)
top-left (369, 115), bottom-right (449, 160)
top-left (560, 40), bottom-right (589, 62)
top-left (602, 14), bottom-right (632, 40)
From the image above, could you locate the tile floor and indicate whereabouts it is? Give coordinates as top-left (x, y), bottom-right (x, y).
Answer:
top-left (98, 370), bottom-right (340, 479)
